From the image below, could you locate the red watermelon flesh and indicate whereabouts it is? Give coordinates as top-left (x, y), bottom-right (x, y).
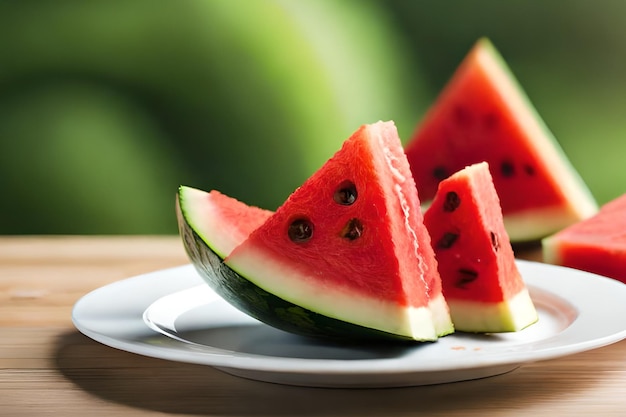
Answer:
top-left (542, 193), bottom-right (626, 284)
top-left (404, 38), bottom-right (597, 243)
top-left (225, 121), bottom-right (453, 341)
top-left (178, 188), bottom-right (273, 258)
top-left (423, 162), bottom-right (538, 332)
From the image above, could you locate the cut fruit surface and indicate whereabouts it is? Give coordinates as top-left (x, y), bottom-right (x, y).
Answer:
top-left (178, 122), bottom-right (454, 341)
top-left (542, 193), bottom-right (626, 284)
top-left (177, 188), bottom-right (422, 341)
top-left (423, 162), bottom-right (538, 332)
top-left (225, 121), bottom-right (453, 341)
top-left (405, 38), bottom-right (597, 242)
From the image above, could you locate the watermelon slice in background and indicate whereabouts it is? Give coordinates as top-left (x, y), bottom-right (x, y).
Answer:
top-left (404, 38), bottom-right (597, 243)
top-left (178, 121), bottom-right (454, 342)
top-left (423, 162), bottom-right (538, 333)
top-left (542, 193), bottom-right (626, 284)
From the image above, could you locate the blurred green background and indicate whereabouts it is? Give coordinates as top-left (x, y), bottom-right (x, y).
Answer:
top-left (1, 0), bottom-right (625, 235)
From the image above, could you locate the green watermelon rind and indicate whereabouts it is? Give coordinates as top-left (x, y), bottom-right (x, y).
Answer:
top-left (176, 197), bottom-right (420, 343)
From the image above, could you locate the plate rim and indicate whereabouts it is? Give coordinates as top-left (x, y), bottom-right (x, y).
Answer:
top-left (72, 260), bottom-right (626, 380)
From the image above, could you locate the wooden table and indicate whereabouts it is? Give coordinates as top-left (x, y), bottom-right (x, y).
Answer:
top-left (1, 236), bottom-right (625, 416)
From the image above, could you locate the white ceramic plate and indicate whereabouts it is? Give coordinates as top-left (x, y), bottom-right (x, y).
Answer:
top-left (72, 260), bottom-right (626, 388)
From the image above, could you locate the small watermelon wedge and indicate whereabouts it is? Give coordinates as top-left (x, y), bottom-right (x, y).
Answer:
top-left (542, 193), bottom-right (626, 284)
top-left (178, 121), bottom-right (454, 342)
top-left (178, 189), bottom-right (273, 258)
top-left (423, 162), bottom-right (538, 333)
top-left (404, 38), bottom-right (597, 243)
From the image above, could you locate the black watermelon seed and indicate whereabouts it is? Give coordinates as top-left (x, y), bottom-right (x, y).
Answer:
top-left (453, 105), bottom-right (471, 126)
top-left (490, 231), bottom-right (500, 251)
top-left (288, 218), bottom-right (313, 243)
top-left (483, 112), bottom-right (499, 129)
top-left (501, 161), bottom-right (515, 177)
top-left (433, 166), bottom-right (448, 181)
top-left (524, 164), bottom-right (536, 176)
top-left (437, 232), bottom-right (459, 249)
top-left (443, 191), bottom-right (461, 212)
top-left (456, 268), bottom-right (479, 288)
top-left (334, 181), bottom-right (358, 205)
top-left (341, 218), bottom-right (363, 240)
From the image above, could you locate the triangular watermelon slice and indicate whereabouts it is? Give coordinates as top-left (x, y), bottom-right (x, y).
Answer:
top-left (225, 121), bottom-right (453, 341)
top-left (542, 193), bottom-right (626, 284)
top-left (404, 38), bottom-right (597, 243)
top-left (178, 189), bottom-right (273, 259)
top-left (179, 121), bottom-right (454, 341)
top-left (178, 188), bottom-right (410, 341)
top-left (423, 162), bottom-right (538, 333)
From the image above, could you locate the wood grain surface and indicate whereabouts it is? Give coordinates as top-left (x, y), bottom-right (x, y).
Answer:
top-left (1, 236), bottom-right (625, 416)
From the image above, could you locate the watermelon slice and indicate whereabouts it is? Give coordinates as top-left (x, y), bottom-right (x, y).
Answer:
top-left (178, 188), bottom-right (272, 259)
top-left (542, 193), bottom-right (626, 284)
top-left (404, 38), bottom-right (597, 243)
top-left (423, 162), bottom-right (538, 332)
top-left (178, 189), bottom-right (425, 342)
top-left (179, 121), bottom-right (454, 341)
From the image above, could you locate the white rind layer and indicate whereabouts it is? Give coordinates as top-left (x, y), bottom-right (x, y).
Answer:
top-left (504, 206), bottom-right (592, 244)
top-left (429, 292), bottom-right (455, 337)
top-left (540, 235), bottom-right (562, 266)
top-left (225, 245), bottom-right (439, 341)
top-left (179, 186), bottom-right (241, 258)
top-left (447, 288), bottom-right (538, 333)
